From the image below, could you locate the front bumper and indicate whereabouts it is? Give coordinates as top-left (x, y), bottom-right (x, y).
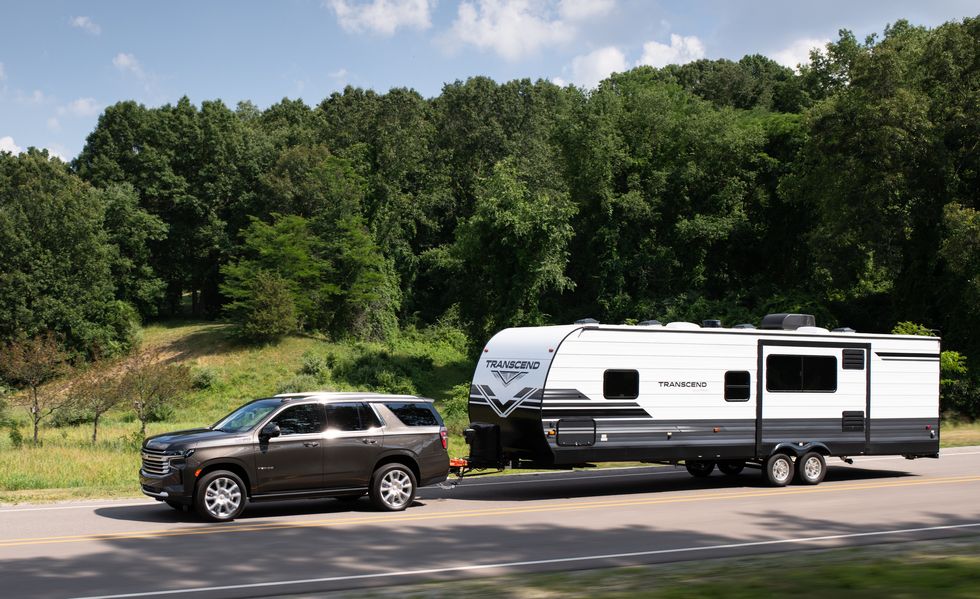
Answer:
top-left (139, 466), bottom-right (193, 504)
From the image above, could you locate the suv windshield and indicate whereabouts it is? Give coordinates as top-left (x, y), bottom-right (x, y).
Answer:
top-left (212, 399), bottom-right (283, 433)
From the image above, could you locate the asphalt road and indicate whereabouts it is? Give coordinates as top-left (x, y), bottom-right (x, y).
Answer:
top-left (2, 447), bottom-right (979, 599)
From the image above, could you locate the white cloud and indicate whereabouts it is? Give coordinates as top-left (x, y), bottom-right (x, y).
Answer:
top-left (70, 16), bottom-right (102, 35)
top-left (44, 143), bottom-right (69, 161)
top-left (569, 46), bottom-right (627, 88)
top-left (447, 0), bottom-right (582, 61)
top-left (0, 62), bottom-right (5, 81)
top-left (15, 89), bottom-right (51, 104)
top-left (770, 37), bottom-right (830, 69)
top-left (558, 0), bottom-right (614, 21)
top-left (637, 33), bottom-right (705, 68)
top-left (0, 136), bottom-right (22, 154)
top-left (57, 97), bottom-right (101, 117)
top-left (47, 117), bottom-right (61, 131)
top-left (328, 0), bottom-right (434, 35)
top-left (329, 68), bottom-right (348, 79)
top-left (551, 76), bottom-right (568, 87)
top-left (113, 52), bottom-right (145, 78)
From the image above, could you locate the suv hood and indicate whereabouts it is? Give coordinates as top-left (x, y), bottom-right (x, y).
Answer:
top-left (144, 428), bottom-right (248, 452)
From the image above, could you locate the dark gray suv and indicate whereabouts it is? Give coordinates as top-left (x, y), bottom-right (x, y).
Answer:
top-left (139, 393), bottom-right (450, 521)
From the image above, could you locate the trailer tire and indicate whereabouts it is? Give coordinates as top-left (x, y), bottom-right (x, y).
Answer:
top-left (764, 453), bottom-right (794, 487)
top-left (685, 460), bottom-right (715, 477)
top-left (718, 461), bottom-right (745, 476)
top-left (795, 452), bottom-right (826, 485)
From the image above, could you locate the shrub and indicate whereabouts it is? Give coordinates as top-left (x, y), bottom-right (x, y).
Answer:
top-left (276, 374), bottom-right (322, 394)
top-left (191, 366), bottom-right (220, 390)
top-left (299, 352), bottom-right (329, 379)
top-left (331, 348), bottom-right (431, 395)
top-left (237, 271), bottom-right (299, 342)
top-left (441, 383), bottom-right (471, 435)
top-left (51, 405), bottom-right (96, 427)
top-left (8, 424), bottom-right (24, 449)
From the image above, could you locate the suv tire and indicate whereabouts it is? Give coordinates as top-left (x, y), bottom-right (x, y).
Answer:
top-left (195, 470), bottom-right (247, 522)
top-left (370, 463), bottom-right (417, 511)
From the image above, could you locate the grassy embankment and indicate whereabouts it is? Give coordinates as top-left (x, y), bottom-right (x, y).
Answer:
top-left (1, 320), bottom-right (978, 504)
top-left (0, 320), bottom-right (472, 503)
top-left (357, 537), bottom-right (980, 598)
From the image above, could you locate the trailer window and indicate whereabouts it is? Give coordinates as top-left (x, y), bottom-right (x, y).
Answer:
top-left (766, 355), bottom-right (837, 392)
top-left (604, 370), bottom-right (639, 399)
top-left (724, 371), bottom-right (751, 401)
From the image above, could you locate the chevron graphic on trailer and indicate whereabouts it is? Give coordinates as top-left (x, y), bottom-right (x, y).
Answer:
top-left (491, 370), bottom-right (527, 386)
top-left (471, 385), bottom-right (541, 418)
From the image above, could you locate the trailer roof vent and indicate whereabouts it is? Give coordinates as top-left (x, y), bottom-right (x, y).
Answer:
top-left (832, 327), bottom-right (856, 333)
top-left (760, 313), bottom-right (816, 330)
top-left (574, 317), bottom-right (599, 325)
top-left (733, 323), bottom-right (756, 329)
top-left (637, 319), bottom-right (662, 326)
top-left (702, 319), bottom-right (722, 328)
top-left (665, 321), bottom-right (701, 330)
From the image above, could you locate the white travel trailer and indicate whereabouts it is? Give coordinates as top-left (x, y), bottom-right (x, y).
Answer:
top-left (464, 314), bottom-right (940, 486)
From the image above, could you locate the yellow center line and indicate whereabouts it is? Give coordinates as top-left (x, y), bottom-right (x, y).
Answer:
top-left (2, 474), bottom-right (979, 549)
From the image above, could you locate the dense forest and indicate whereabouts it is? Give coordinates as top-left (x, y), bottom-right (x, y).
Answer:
top-left (1, 18), bottom-right (978, 414)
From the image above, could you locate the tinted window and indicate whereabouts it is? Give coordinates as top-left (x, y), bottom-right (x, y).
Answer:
top-left (359, 404), bottom-right (382, 429)
top-left (724, 371), bottom-right (751, 401)
top-left (274, 403), bottom-right (324, 435)
top-left (325, 402), bottom-right (381, 431)
top-left (386, 402), bottom-right (440, 426)
top-left (766, 355), bottom-right (837, 392)
top-left (604, 370), bottom-right (639, 399)
top-left (326, 403), bottom-right (361, 431)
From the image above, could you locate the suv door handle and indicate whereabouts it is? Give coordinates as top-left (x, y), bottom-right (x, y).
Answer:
top-left (361, 439), bottom-right (378, 445)
top-left (303, 441), bottom-right (319, 448)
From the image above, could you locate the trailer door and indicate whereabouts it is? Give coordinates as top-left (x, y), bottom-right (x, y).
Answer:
top-left (757, 340), bottom-right (870, 456)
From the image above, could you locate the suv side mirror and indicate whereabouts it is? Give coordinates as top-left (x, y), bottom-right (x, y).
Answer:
top-left (259, 423), bottom-right (281, 440)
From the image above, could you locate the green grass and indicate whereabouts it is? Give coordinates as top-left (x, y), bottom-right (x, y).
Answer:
top-left (353, 537), bottom-right (980, 598)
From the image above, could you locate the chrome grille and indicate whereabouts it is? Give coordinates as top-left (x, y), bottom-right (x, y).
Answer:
top-left (141, 448), bottom-right (171, 476)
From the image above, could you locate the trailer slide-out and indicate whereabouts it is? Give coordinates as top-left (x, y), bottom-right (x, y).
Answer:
top-left (458, 313), bottom-right (940, 486)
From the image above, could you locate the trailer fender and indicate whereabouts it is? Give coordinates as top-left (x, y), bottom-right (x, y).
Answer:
top-left (770, 442), bottom-right (831, 458)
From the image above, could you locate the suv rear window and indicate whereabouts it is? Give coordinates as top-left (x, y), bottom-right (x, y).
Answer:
top-left (385, 402), bottom-right (440, 426)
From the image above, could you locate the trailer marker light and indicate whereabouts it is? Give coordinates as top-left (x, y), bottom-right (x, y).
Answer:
top-left (925, 425), bottom-right (932, 430)
top-left (548, 348), bottom-right (554, 353)
top-left (713, 427), bottom-right (720, 433)
top-left (484, 348), bottom-right (489, 353)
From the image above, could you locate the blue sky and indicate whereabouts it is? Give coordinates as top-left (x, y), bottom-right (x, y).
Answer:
top-left (1, 0), bottom-right (977, 159)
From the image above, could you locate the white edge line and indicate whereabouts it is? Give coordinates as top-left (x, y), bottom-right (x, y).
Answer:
top-left (70, 522), bottom-right (980, 599)
top-left (0, 501), bottom-right (155, 514)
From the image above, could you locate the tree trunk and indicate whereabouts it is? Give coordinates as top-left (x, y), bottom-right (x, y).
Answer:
top-left (92, 413), bottom-right (100, 445)
top-left (140, 418), bottom-right (147, 438)
top-left (31, 387), bottom-right (40, 445)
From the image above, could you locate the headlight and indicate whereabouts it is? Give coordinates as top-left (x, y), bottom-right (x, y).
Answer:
top-left (165, 448), bottom-right (195, 458)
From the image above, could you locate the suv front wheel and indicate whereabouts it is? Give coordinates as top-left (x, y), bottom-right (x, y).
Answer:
top-left (195, 470), bottom-right (247, 522)
top-left (370, 463), bottom-right (417, 511)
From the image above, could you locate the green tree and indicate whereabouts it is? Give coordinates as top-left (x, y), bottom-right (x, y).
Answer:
top-left (452, 158), bottom-right (577, 340)
top-left (221, 214), bottom-right (337, 334)
top-left (0, 150), bottom-right (139, 356)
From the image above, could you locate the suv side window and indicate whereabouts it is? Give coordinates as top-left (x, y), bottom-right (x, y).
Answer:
top-left (385, 402), bottom-right (440, 426)
top-left (326, 402), bottom-right (382, 431)
top-left (274, 403), bottom-right (325, 435)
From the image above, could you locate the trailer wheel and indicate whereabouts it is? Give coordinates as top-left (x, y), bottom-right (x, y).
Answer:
top-left (764, 453), bottom-right (794, 487)
top-left (718, 461), bottom-right (745, 476)
top-left (685, 460), bottom-right (715, 477)
top-left (795, 452), bottom-right (826, 485)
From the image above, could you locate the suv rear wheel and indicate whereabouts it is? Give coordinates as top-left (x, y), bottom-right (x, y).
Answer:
top-left (370, 463), bottom-right (417, 511)
top-left (195, 470), bottom-right (247, 522)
